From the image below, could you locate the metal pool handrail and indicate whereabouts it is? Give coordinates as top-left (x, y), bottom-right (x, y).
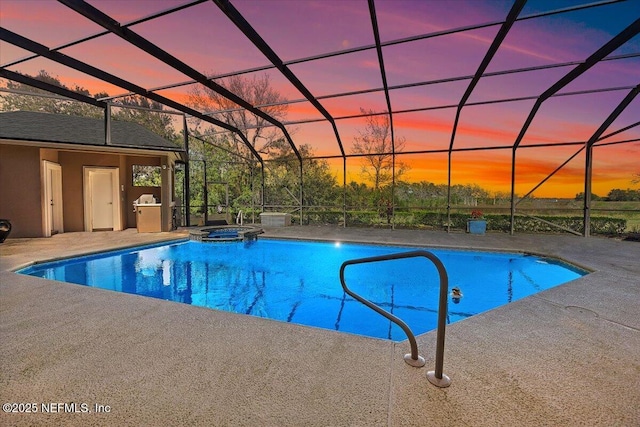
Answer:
top-left (339, 249), bottom-right (451, 387)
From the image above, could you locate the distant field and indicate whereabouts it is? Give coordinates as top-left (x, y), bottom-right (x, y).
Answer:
top-left (463, 199), bottom-right (640, 233)
top-left (290, 199), bottom-right (640, 235)
top-left (591, 201), bottom-right (640, 232)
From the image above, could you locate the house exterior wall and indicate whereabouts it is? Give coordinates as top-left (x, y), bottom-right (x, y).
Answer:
top-left (126, 156), bottom-right (162, 229)
top-left (58, 151), bottom-right (122, 232)
top-left (40, 148), bottom-right (59, 163)
top-left (57, 152), bottom-right (175, 232)
top-left (0, 143), bottom-right (178, 238)
top-left (0, 144), bottom-right (43, 237)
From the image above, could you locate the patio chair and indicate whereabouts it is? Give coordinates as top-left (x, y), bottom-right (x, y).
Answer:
top-left (0, 219), bottom-right (12, 243)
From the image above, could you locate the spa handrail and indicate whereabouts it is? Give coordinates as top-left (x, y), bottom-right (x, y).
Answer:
top-left (339, 249), bottom-right (451, 387)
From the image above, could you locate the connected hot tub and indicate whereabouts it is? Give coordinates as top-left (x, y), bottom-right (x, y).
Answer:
top-left (189, 225), bottom-right (263, 243)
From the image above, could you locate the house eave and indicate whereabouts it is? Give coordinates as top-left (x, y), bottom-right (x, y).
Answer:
top-left (0, 137), bottom-right (186, 159)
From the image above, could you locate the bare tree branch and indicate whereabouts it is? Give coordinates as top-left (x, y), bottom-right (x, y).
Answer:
top-left (351, 108), bottom-right (408, 190)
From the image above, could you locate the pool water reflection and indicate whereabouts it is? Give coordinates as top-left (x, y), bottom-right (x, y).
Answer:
top-left (18, 239), bottom-right (587, 340)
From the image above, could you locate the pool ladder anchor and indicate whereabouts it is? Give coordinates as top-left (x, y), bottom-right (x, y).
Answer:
top-left (339, 250), bottom-right (451, 388)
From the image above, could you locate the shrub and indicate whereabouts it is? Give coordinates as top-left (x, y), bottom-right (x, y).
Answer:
top-left (296, 209), bottom-right (627, 236)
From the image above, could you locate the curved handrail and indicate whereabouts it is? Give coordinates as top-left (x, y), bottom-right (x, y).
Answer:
top-left (339, 249), bottom-right (451, 387)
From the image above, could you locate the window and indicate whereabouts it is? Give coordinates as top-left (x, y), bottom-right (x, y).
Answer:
top-left (132, 165), bottom-right (161, 187)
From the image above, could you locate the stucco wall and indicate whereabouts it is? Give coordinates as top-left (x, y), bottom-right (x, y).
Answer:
top-left (58, 151), bottom-right (122, 232)
top-left (126, 156), bottom-right (162, 229)
top-left (1, 145), bottom-right (176, 238)
top-left (40, 148), bottom-right (59, 163)
top-left (0, 144), bottom-right (43, 237)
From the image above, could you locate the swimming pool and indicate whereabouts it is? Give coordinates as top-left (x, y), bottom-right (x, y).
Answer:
top-left (18, 239), bottom-right (587, 340)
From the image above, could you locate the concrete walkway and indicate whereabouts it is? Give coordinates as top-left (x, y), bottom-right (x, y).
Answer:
top-left (1, 227), bottom-right (638, 426)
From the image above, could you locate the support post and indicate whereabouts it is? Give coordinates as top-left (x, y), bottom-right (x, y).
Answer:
top-left (343, 157), bottom-right (347, 228)
top-left (510, 148), bottom-right (517, 235)
top-left (583, 84), bottom-right (640, 237)
top-left (104, 101), bottom-right (111, 145)
top-left (183, 116), bottom-right (191, 227)
top-left (300, 160), bottom-right (304, 226)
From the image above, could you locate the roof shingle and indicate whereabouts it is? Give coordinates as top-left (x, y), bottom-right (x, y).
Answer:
top-left (0, 111), bottom-right (181, 151)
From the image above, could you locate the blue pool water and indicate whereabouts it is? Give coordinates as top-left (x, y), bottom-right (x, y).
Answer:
top-left (18, 239), bottom-right (587, 341)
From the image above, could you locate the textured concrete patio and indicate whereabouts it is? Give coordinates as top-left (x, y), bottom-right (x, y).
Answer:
top-left (1, 227), bottom-right (638, 426)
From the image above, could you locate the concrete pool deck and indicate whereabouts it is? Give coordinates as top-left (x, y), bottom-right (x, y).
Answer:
top-left (1, 226), bottom-right (638, 426)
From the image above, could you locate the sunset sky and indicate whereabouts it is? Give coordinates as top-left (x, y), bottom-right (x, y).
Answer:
top-left (1, 0), bottom-right (638, 198)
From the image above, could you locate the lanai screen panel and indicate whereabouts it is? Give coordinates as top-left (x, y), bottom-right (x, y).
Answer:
top-left (1, 0), bottom-right (102, 48)
top-left (592, 141), bottom-right (640, 199)
top-left (2, 55), bottom-right (126, 104)
top-left (374, 0), bottom-right (513, 41)
top-left (602, 98), bottom-right (640, 145)
top-left (397, 152), bottom-right (451, 189)
top-left (380, 27), bottom-right (503, 88)
top-left (389, 80), bottom-right (469, 113)
top-left (232, 0), bottom-right (375, 63)
top-left (125, 1), bottom-right (274, 77)
top-left (59, 34), bottom-right (191, 90)
top-left (230, 0), bottom-right (382, 159)
top-left (447, 101), bottom-right (535, 150)
top-left (1, 0), bottom-right (638, 216)
top-left (522, 90), bottom-right (636, 146)
top-left (288, 121), bottom-right (347, 159)
top-left (558, 56), bottom-right (640, 94)
top-left (393, 109), bottom-right (459, 152)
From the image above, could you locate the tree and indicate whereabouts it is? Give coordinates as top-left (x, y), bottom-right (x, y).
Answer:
top-left (183, 130), bottom-right (255, 219)
top-left (187, 74), bottom-right (299, 214)
top-left (187, 73), bottom-right (327, 214)
top-left (575, 192), bottom-right (601, 201)
top-left (395, 181), bottom-right (446, 208)
top-left (448, 183), bottom-right (489, 206)
top-left (132, 165), bottom-right (162, 187)
top-left (351, 108), bottom-right (408, 191)
top-left (113, 95), bottom-right (179, 143)
top-left (262, 138), bottom-right (338, 208)
top-left (1, 71), bottom-right (179, 143)
top-left (606, 188), bottom-right (640, 201)
top-left (0, 70), bottom-right (104, 118)
top-left (345, 181), bottom-right (370, 209)
top-left (491, 191), bottom-right (511, 205)
top-left (187, 73), bottom-right (288, 158)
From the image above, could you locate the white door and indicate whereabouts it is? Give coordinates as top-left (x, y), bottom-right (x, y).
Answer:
top-left (84, 167), bottom-right (121, 231)
top-left (91, 171), bottom-right (114, 230)
top-left (43, 161), bottom-right (64, 237)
